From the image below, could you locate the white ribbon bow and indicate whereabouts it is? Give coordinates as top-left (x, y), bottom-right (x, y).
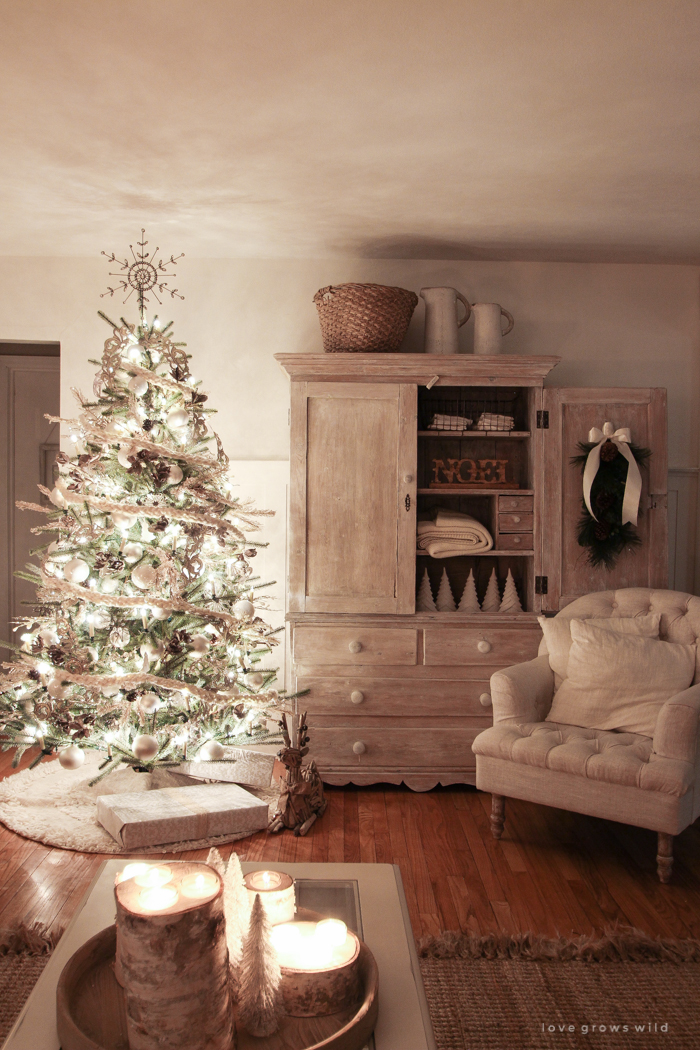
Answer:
top-left (583, 421), bottom-right (643, 526)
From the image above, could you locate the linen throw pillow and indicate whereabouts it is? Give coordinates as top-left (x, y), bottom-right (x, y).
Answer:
top-left (538, 613), bottom-right (661, 680)
top-left (546, 620), bottom-right (695, 737)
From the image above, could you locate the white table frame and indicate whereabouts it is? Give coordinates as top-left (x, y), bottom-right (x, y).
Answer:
top-left (3, 860), bottom-right (437, 1050)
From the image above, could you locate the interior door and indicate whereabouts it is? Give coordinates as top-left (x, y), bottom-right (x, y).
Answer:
top-left (289, 381), bottom-right (417, 614)
top-left (0, 355), bottom-right (60, 647)
top-left (541, 387), bottom-right (667, 611)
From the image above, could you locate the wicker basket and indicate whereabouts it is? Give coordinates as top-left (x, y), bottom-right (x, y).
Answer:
top-left (313, 283), bottom-right (419, 353)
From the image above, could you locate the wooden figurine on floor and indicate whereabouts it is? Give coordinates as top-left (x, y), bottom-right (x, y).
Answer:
top-left (269, 711), bottom-right (327, 836)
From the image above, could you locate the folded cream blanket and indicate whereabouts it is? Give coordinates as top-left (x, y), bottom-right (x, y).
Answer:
top-left (417, 510), bottom-right (493, 557)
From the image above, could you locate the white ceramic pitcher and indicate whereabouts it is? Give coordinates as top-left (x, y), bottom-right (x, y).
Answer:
top-left (419, 287), bottom-right (471, 354)
top-left (471, 302), bottom-right (514, 355)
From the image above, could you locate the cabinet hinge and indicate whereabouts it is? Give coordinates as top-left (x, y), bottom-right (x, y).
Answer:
top-left (405, 494), bottom-right (411, 512)
top-left (535, 576), bottom-right (548, 595)
top-left (536, 411), bottom-right (549, 429)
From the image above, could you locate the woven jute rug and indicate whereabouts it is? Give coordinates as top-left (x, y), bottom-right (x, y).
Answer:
top-left (0, 925), bottom-right (58, 1045)
top-left (0, 750), bottom-right (278, 854)
top-left (418, 930), bottom-right (700, 1050)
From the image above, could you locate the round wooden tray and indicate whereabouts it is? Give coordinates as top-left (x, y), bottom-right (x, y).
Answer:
top-left (56, 921), bottom-right (378, 1050)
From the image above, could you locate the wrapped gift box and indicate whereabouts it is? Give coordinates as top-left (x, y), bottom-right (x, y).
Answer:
top-left (177, 746), bottom-right (276, 788)
top-left (96, 782), bottom-right (269, 848)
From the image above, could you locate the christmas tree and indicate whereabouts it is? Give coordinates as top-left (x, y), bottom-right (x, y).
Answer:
top-left (499, 568), bottom-right (523, 613)
top-left (457, 568), bottom-right (480, 613)
top-left (481, 567), bottom-right (501, 612)
top-left (237, 893), bottom-right (283, 1037)
top-left (0, 234), bottom-right (286, 777)
top-left (435, 568), bottom-right (456, 612)
top-left (416, 568), bottom-right (436, 612)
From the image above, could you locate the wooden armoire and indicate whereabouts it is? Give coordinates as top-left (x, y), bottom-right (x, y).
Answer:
top-left (276, 353), bottom-right (668, 789)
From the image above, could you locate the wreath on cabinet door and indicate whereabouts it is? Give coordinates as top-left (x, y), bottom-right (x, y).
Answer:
top-left (572, 422), bottom-right (650, 569)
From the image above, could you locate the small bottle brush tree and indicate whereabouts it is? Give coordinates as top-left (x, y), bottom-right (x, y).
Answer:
top-left (481, 568), bottom-right (501, 612)
top-left (237, 893), bottom-right (283, 1037)
top-left (0, 253), bottom-right (289, 777)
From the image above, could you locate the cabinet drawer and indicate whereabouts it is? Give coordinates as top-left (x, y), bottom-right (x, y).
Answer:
top-left (307, 726), bottom-right (481, 769)
top-left (498, 496), bottom-right (533, 512)
top-left (496, 532), bottom-right (533, 550)
top-left (424, 627), bottom-right (541, 666)
top-left (498, 512), bottom-right (533, 532)
top-left (293, 627), bottom-right (418, 666)
top-left (297, 677), bottom-right (493, 716)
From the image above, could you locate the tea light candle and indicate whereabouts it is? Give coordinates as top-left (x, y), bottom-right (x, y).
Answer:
top-left (135, 865), bottom-right (173, 888)
top-left (180, 870), bottom-right (219, 900)
top-left (243, 870), bottom-right (295, 925)
top-left (116, 861), bottom-right (152, 884)
top-left (139, 885), bottom-right (180, 911)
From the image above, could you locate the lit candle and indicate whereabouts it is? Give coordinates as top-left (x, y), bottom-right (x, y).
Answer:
top-left (180, 871), bottom-right (219, 900)
top-left (243, 870), bottom-right (295, 925)
top-left (139, 886), bottom-right (179, 911)
top-left (135, 865), bottom-right (173, 888)
top-left (116, 862), bottom-right (152, 884)
top-left (271, 920), bottom-right (357, 971)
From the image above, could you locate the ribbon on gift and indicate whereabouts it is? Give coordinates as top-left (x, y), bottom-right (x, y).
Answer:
top-left (583, 421), bottom-right (643, 526)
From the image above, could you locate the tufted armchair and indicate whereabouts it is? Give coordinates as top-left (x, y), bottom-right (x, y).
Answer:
top-left (472, 588), bottom-right (700, 882)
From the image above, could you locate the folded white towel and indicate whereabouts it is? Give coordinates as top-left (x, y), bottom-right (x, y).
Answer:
top-left (427, 412), bottom-right (473, 430)
top-left (417, 512), bottom-right (493, 556)
top-left (476, 412), bottom-right (514, 431)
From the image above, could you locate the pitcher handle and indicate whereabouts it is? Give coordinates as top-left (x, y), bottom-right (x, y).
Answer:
top-left (500, 307), bottom-right (514, 336)
top-left (456, 292), bottom-right (471, 327)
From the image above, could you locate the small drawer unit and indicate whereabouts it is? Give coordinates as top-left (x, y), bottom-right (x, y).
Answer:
top-left (498, 495), bottom-right (534, 513)
top-left (307, 726), bottom-right (483, 770)
top-left (297, 677), bottom-right (494, 717)
top-left (293, 626), bottom-right (418, 667)
top-left (496, 532), bottom-right (534, 550)
top-left (498, 512), bottom-right (534, 532)
top-left (424, 626), bottom-right (542, 667)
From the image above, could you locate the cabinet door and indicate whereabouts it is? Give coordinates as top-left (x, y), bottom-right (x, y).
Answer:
top-left (541, 388), bottom-right (667, 611)
top-left (289, 382), bottom-right (417, 614)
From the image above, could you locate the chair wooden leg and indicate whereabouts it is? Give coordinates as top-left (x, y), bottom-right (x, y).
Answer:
top-left (490, 794), bottom-right (505, 839)
top-left (656, 832), bottom-right (674, 883)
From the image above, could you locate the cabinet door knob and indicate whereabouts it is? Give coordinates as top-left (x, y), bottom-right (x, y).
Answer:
top-left (348, 640), bottom-right (362, 654)
top-left (403, 474), bottom-right (413, 484)
top-left (350, 690), bottom-right (365, 705)
top-left (513, 536), bottom-right (521, 544)
top-left (512, 515), bottom-right (521, 523)
top-left (477, 640), bottom-right (492, 654)
top-left (479, 692), bottom-right (493, 707)
top-left (352, 740), bottom-right (367, 755)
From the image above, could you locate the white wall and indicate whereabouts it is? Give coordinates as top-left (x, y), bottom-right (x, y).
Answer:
top-left (1, 257), bottom-right (698, 656)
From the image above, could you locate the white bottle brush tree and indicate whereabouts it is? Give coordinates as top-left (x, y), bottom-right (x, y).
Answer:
top-left (0, 234), bottom-right (292, 778)
top-left (237, 893), bottom-right (283, 1037)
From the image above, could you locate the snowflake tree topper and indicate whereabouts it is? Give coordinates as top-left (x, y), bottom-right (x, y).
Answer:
top-left (101, 230), bottom-right (184, 319)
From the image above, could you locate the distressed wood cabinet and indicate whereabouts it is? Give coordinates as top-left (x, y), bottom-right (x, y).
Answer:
top-left (276, 354), bottom-right (668, 789)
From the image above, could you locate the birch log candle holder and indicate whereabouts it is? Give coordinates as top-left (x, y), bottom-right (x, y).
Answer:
top-left (114, 861), bottom-right (233, 1050)
top-left (243, 869), bottom-right (296, 925)
top-left (271, 918), bottom-right (363, 1017)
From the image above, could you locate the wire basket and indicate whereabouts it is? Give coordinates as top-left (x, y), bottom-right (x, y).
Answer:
top-left (419, 389), bottom-right (521, 431)
top-left (313, 283), bottom-right (419, 353)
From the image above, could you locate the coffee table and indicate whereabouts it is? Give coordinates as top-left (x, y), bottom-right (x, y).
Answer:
top-left (3, 861), bottom-right (437, 1050)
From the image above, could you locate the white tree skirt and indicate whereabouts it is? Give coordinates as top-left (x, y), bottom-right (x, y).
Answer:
top-left (0, 751), bottom-right (279, 854)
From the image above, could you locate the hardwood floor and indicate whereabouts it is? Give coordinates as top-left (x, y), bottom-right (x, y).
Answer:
top-left (1, 748), bottom-right (700, 941)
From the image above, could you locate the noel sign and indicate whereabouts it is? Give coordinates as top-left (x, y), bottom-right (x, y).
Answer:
top-left (430, 457), bottom-right (514, 487)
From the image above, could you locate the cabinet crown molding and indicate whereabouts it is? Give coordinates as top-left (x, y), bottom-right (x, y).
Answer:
top-left (275, 353), bottom-right (561, 385)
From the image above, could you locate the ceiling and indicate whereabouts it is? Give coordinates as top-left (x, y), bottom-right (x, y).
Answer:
top-left (1, 0), bottom-right (699, 262)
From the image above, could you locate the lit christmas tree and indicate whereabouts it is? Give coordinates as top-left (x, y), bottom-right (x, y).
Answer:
top-left (0, 234), bottom-right (286, 777)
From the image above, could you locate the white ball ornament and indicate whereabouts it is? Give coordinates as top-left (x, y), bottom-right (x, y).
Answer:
top-left (109, 627), bottom-right (130, 648)
top-left (64, 558), bottom-right (90, 584)
top-left (131, 563), bottom-right (157, 590)
top-left (166, 464), bottom-right (183, 485)
top-left (138, 692), bottom-right (161, 714)
top-left (117, 447), bottom-right (134, 469)
top-left (58, 745), bottom-right (85, 770)
top-left (91, 608), bottom-right (112, 630)
top-left (122, 542), bottom-right (144, 564)
top-left (133, 734), bottom-right (159, 760)
top-left (49, 487), bottom-right (67, 508)
top-left (199, 740), bottom-right (225, 762)
top-left (234, 599), bottom-right (255, 619)
top-left (47, 678), bottom-right (67, 699)
top-left (112, 510), bottom-right (138, 531)
top-left (150, 606), bottom-right (171, 620)
top-left (101, 577), bottom-right (120, 594)
top-left (39, 627), bottom-right (60, 646)
top-left (245, 671), bottom-right (265, 688)
top-left (166, 407), bottom-right (189, 429)
top-left (128, 375), bottom-right (149, 397)
top-left (190, 634), bottom-right (211, 659)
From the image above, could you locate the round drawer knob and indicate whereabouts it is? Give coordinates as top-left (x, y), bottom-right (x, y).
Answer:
top-left (352, 740), bottom-right (367, 755)
top-left (350, 690), bottom-right (365, 705)
top-left (479, 692), bottom-right (493, 707)
top-left (403, 474), bottom-right (413, 484)
top-left (477, 640), bottom-right (492, 654)
top-left (348, 640), bottom-right (363, 654)
top-left (513, 536), bottom-right (521, 544)
top-left (512, 515), bottom-right (521, 523)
